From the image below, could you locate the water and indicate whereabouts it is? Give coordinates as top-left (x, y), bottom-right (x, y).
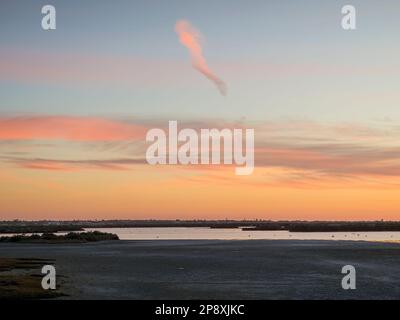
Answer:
top-left (84, 227), bottom-right (400, 242)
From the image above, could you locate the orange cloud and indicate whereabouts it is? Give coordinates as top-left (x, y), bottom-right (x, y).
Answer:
top-left (12, 158), bottom-right (146, 171)
top-left (175, 20), bottom-right (227, 95)
top-left (2, 116), bottom-right (400, 191)
top-left (0, 116), bottom-right (147, 142)
top-left (20, 161), bottom-right (73, 171)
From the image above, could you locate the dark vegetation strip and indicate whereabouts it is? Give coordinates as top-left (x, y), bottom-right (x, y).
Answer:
top-left (1, 220), bottom-right (400, 233)
top-left (0, 231), bottom-right (119, 243)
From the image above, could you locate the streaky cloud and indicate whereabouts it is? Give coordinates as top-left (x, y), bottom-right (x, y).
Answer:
top-left (0, 116), bottom-right (147, 142)
top-left (175, 20), bottom-right (227, 96)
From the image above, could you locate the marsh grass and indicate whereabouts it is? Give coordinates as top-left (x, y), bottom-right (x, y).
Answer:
top-left (0, 258), bottom-right (65, 300)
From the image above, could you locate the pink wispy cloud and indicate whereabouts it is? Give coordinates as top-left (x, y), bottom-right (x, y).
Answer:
top-left (2, 49), bottom-right (397, 90)
top-left (0, 49), bottom-right (189, 88)
top-left (175, 20), bottom-right (227, 95)
top-left (0, 116), bottom-right (147, 142)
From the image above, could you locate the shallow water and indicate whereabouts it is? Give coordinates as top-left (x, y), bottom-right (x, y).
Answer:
top-left (84, 227), bottom-right (400, 241)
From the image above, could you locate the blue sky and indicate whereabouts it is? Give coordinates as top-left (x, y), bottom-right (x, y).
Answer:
top-left (1, 0), bottom-right (400, 122)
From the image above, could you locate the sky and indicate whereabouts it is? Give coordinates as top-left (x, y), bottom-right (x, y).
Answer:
top-left (1, 0), bottom-right (400, 220)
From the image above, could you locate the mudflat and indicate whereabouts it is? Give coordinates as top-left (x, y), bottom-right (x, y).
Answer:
top-left (0, 240), bottom-right (400, 299)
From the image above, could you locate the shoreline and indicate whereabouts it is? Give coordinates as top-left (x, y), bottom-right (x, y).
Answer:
top-left (3, 226), bottom-right (400, 243)
top-left (3, 220), bottom-right (400, 234)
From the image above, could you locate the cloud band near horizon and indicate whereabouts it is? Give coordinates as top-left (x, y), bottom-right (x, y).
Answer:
top-left (1, 115), bottom-right (400, 187)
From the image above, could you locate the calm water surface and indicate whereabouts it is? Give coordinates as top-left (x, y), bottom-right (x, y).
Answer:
top-left (84, 227), bottom-right (400, 241)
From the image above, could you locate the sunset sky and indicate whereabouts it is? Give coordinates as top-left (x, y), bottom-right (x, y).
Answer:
top-left (1, 0), bottom-right (400, 220)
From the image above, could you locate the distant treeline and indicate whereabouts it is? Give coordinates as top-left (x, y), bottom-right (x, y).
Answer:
top-left (1, 220), bottom-right (400, 233)
top-left (0, 225), bottom-right (83, 234)
top-left (0, 220), bottom-right (261, 233)
top-left (287, 222), bottom-right (400, 232)
top-left (0, 231), bottom-right (119, 243)
top-left (243, 221), bottom-right (400, 232)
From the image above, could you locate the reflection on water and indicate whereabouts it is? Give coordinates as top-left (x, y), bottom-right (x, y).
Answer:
top-left (84, 227), bottom-right (400, 242)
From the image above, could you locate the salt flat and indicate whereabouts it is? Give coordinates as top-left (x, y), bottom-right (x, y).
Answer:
top-left (0, 240), bottom-right (399, 299)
